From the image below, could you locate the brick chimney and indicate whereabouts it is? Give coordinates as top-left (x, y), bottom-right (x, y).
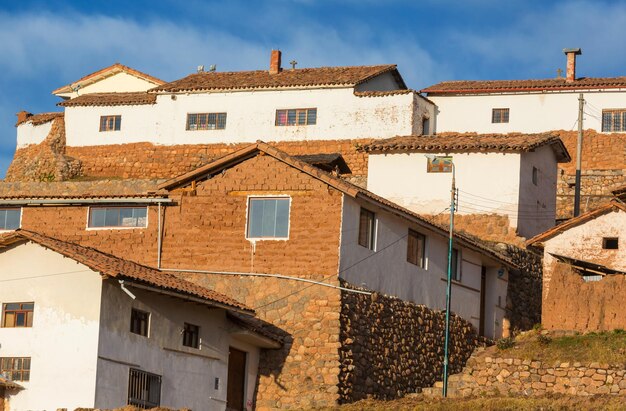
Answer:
top-left (269, 49), bottom-right (282, 75)
top-left (16, 110), bottom-right (32, 125)
top-left (563, 48), bottom-right (582, 83)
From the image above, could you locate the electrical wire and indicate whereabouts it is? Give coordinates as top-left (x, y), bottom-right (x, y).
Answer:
top-left (0, 269), bottom-right (92, 283)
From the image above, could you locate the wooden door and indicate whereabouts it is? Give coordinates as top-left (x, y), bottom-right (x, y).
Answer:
top-left (227, 347), bottom-right (247, 411)
top-left (479, 266), bottom-right (487, 336)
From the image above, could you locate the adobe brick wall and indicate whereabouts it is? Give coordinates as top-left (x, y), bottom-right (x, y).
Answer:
top-left (427, 213), bottom-right (523, 245)
top-left (543, 262), bottom-right (626, 332)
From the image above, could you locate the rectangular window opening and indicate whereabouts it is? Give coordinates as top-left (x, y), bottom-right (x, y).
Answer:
top-left (2, 302), bottom-right (34, 328)
top-left (275, 108), bottom-right (317, 126)
top-left (603, 237), bottom-right (619, 250)
top-left (128, 368), bottom-right (161, 408)
top-left (602, 110), bottom-right (626, 132)
top-left (186, 112), bottom-right (227, 130)
top-left (451, 248), bottom-right (461, 281)
top-left (0, 208), bottom-right (21, 230)
top-left (407, 229), bottom-right (426, 268)
top-left (246, 197), bottom-right (291, 239)
top-left (0, 357), bottom-right (31, 381)
top-left (492, 108), bottom-right (509, 124)
top-left (88, 206), bottom-right (147, 228)
top-left (532, 166), bottom-right (539, 186)
top-left (130, 308), bottom-right (149, 337)
top-left (182, 322), bottom-right (200, 348)
top-left (358, 208), bottom-right (376, 250)
top-left (99, 115), bottom-right (121, 132)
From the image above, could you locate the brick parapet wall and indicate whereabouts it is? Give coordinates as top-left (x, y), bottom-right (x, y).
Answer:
top-left (338, 282), bottom-right (485, 403)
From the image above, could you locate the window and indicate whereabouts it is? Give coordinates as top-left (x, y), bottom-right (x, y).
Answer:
top-left (0, 357), bottom-right (30, 381)
top-left (492, 108), bottom-right (509, 123)
top-left (186, 113), bottom-right (227, 130)
top-left (532, 166), bottom-right (539, 186)
top-left (407, 229), bottom-right (426, 268)
top-left (130, 308), bottom-right (149, 337)
top-left (450, 248), bottom-right (461, 281)
top-left (358, 208), bottom-right (376, 250)
top-left (602, 110), bottom-right (626, 132)
top-left (2, 303), bottom-right (34, 328)
top-left (422, 117), bottom-right (430, 135)
top-left (99, 115), bottom-right (121, 132)
top-left (275, 108), bottom-right (317, 126)
top-left (603, 237), bottom-right (619, 250)
top-left (0, 208), bottom-right (20, 230)
top-left (88, 207), bottom-right (147, 228)
top-left (182, 323), bottom-right (200, 348)
top-left (246, 197), bottom-right (290, 239)
top-left (128, 368), bottom-right (161, 408)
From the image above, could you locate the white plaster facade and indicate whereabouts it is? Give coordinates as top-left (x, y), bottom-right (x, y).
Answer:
top-left (15, 122), bottom-right (53, 148)
top-left (429, 89), bottom-right (626, 134)
top-left (0, 241), bottom-right (266, 411)
top-left (338, 195), bottom-right (510, 339)
top-left (366, 145), bottom-right (559, 239)
top-left (55, 71), bottom-right (162, 99)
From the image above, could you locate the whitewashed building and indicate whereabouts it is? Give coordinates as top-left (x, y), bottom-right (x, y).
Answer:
top-left (0, 230), bottom-right (280, 411)
top-left (364, 133), bottom-right (571, 239)
top-left (422, 48), bottom-right (626, 134)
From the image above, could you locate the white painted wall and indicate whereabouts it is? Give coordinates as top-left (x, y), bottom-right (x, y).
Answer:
top-left (354, 72), bottom-right (402, 92)
top-left (430, 89), bottom-right (626, 133)
top-left (16, 122), bottom-right (53, 148)
top-left (0, 242), bottom-right (102, 411)
top-left (56, 72), bottom-right (160, 99)
top-left (62, 88), bottom-right (430, 147)
top-left (95, 281), bottom-right (261, 411)
top-left (338, 195), bottom-right (508, 337)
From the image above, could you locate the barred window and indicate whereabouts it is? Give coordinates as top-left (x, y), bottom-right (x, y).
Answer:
top-left (2, 302), bottom-right (34, 328)
top-left (275, 108), bottom-right (317, 126)
top-left (602, 110), bottom-right (626, 132)
top-left (0, 357), bottom-right (31, 381)
top-left (186, 113), bottom-right (227, 130)
top-left (100, 115), bottom-right (121, 132)
top-left (128, 368), bottom-right (161, 408)
top-left (492, 108), bottom-right (509, 123)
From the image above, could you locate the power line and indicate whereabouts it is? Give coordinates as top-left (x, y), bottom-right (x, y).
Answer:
top-left (0, 269), bottom-right (92, 283)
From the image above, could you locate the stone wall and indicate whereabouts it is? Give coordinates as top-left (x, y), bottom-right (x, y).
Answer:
top-left (338, 283), bottom-right (485, 403)
top-left (543, 262), bottom-right (626, 332)
top-left (451, 354), bottom-right (626, 397)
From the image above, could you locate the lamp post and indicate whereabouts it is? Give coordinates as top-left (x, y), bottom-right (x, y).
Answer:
top-left (425, 155), bottom-right (456, 397)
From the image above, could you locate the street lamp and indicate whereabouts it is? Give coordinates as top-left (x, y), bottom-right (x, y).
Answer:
top-left (425, 154), bottom-right (456, 397)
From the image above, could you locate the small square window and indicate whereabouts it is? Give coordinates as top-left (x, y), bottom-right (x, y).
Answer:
top-left (603, 237), bottom-right (619, 250)
top-left (247, 197), bottom-right (290, 239)
top-left (2, 302), bottom-right (34, 328)
top-left (492, 108), bottom-right (509, 123)
top-left (99, 115), bottom-right (121, 132)
top-left (183, 323), bottom-right (200, 348)
top-left (358, 208), bottom-right (376, 250)
top-left (0, 208), bottom-right (21, 230)
top-left (407, 229), bottom-right (426, 268)
top-left (130, 308), bottom-right (149, 337)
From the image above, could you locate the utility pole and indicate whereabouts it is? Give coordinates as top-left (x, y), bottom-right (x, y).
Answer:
top-left (574, 93), bottom-right (584, 217)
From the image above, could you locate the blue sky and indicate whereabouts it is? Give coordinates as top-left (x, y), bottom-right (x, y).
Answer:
top-left (1, 0), bottom-right (626, 178)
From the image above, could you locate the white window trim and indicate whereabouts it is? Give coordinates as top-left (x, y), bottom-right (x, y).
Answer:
top-left (0, 207), bottom-right (23, 232)
top-left (85, 206), bottom-right (149, 230)
top-left (245, 195), bottom-right (292, 242)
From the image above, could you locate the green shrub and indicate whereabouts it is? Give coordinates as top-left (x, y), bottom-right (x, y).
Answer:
top-left (496, 337), bottom-right (515, 350)
top-left (537, 334), bottom-right (552, 345)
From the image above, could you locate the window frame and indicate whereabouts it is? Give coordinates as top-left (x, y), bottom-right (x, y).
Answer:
top-left (275, 108), bottom-right (317, 126)
top-left (130, 308), bottom-right (150, 337)
top-left (182, 322), bottom-right (200, 349)
top-left (358, 208), bottom-right (377, 251)
top-left (128, 368), bottom-right (161, 407)
top-left (186, 112), bottom-right (227, 131)
top-left (0, 207), bottom-right (21, 231)
top-left (2, 302), bottom-right (34, 328)
top-left (602, 237), bottom-right (619, 250)
top-left (245, 196), bottom-right (291, 241)
top-left (491, 108), bottom-right (510, 124)
top-left (532, 166), bottom-right (539, 186)
top-left (87, 206), bottom-right (148, 230)
top-left (0, 357), bottom-right (31, 382)
top-left (407, 229), bottom-right (426, 268)
top-left (450, 248), bottom-right (461, 282)
top-left (99, 115), bottom-right (122, 132)
top-left (601, 109), bottom-right (626, 132)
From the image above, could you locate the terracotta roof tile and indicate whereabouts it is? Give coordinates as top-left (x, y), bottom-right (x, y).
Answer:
top-left (361, 133), bottom-right (571, 162)
top-left (422, 77), bottom-right (626, 94)
top-left (0, 375), bottom-right (23, 390)
top-left (353, 89), bottom-right (414, 97)
top-left (53, 63), bottom-right (165, 95)
top-left (0, 230), bottom-right (253, 314)
top-left (15, 112), bottom-right (63, 127)
top-left (151, 65), bottom-right (403, 93)
top-left (58, 92), bottom-right (156, 107)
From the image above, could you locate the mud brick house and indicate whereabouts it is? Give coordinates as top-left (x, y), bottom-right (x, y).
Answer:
top-left (527, 199), bottom-right (626, 332)
top-left (363, 133), bottom-right (571, 240)
top-left (0, 230), bottom-right (280, 411)
top-left (421, 48), bottom-right (626, 219)
top-left (0, 142), bottom-right (520, 409)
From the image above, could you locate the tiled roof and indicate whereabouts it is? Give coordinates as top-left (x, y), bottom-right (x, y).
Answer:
top-left (294, 153), bottom-right (351, 174)
top-left (0, 230), bottom-right (253, 314)
top-left (0, 375), bottom-right (23, 390)
top-left (151, 65), bottom-right (404, 93)
top-left (160, 142), bottom-right (518, 269)
top-left (526, 201), bottom-right (626, 247)
top-left (612, 184), bottom-right (626, 198)
top-left (0, 179), bottom-right (166, 201)
top-left (15, 112), bottom-right (63, 127)
top-left (354, 89), bottom-right (413, 97)
top-left (361, 133), bottom-right (571, 162)
top-left (422, 77), bottom-right (626, 94)
top-left (53, 63), bottom-right (165, 95)
top-left (58, 92), bottom-right (156, 107)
